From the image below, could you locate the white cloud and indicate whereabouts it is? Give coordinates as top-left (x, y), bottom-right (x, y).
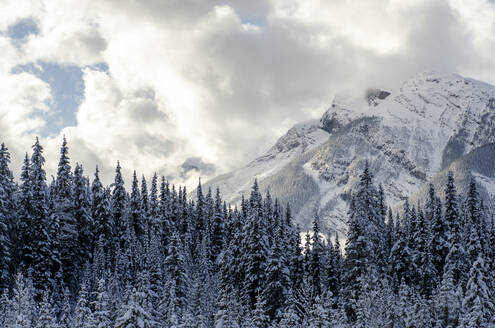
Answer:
top-left (1, 0), bottom-right (495, 188)
top-left (0, 33), bottom-right (52, 172)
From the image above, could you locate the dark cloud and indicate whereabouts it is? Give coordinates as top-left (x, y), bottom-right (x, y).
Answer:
top-left (180, 156), bottom-right (216, 179)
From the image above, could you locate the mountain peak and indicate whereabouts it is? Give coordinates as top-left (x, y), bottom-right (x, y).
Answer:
top-left (203, 72), bottom-right (495, 233)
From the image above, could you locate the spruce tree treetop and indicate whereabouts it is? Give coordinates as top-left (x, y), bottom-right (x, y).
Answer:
top-left (444, 171), bottom-right (460, 243)
top-left (56, 135), bottom-right (72, 200)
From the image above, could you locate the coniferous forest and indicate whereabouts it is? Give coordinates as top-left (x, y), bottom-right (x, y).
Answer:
top-left (0, 137), bottom-right (494, 328)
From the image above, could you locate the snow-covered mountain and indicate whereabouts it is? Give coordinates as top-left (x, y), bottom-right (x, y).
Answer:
top-left (204, 71), bottom-right (495, 234)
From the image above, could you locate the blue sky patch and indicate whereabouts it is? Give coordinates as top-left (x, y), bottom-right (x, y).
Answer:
top-left (241, 15), bottom-right (265, 28)
top-left (91, 62), bottom-right (109, 72)
top-left (11, 62), bottom-right (109, 136)
top-left (7, 18), bottom-right (39, 45)
top-left (12, 62), bottom-right (106, 136)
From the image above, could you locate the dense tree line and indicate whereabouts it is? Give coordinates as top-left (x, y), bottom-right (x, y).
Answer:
top-left (0, 138), bottom-right (493, 327)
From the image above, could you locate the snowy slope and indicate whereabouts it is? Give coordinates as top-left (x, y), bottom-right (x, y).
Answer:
top-left (203, 71), bottom-right (495, 234)
top-left (205, 119), bottom-right (330, 203)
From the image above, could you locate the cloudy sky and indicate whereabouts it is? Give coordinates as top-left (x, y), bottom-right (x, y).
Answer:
top-left (1, 0), bottom-right (495, 187)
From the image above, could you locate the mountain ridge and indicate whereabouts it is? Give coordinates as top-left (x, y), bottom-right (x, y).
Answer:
top-left (203, 71), bottom-right (495, 234)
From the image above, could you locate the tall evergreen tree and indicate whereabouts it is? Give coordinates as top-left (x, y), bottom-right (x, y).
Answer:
top-left (36, 291), bottom-right (58, 328)
top-left (11, 273), bottom-right (36, 328)
top-left (72, 282), bottom-right (95, 328)
top-left (242, 180), bottom-right (269, 309)
top-left (464, 179), bottom-right (485, 266)
top-left (210, 188), bottom-right (224, 263)
top-left (459, 254), bottom-right (494, 328)
top-left (411, 208), bottom-right (436, 296)
top-left (112, 162), bottom-right (127, 252)
top-left (91, 166), bottom-right (113, 255)
top-left (165, 229), bottom-right (189, 315)
top-left (115, 282), bottom-right (156, 328)
top-left (18, 153), bottom-right (32, 274)
top-left (434, 261), bottom-right (462, 327)
top-left (54, 137), bottom-right (78, 285)
top-left (426, 183), bottom-right (448, 280)
top-left (55, 136), bottom-right (72, 200)
top-left (129, 171), bottom-right (145, 241)
top-left (308, 214), bottom-right (324, 298)
top-left (29, 137), bottom-right (57, 295)
top-left (0, 143), bottom-right (14, 290)
top-left (263, 219), bottom-right (290, 320)
top-left (73, 164), bottom-right (93, 267)
top-left (92, 278), bottom-right (112, 328)
top-left (342, 163), bottom-right (383, 321)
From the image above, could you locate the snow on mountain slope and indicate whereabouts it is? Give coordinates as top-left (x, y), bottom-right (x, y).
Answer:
top-left (205, 119), bottom-right (330, 203)
top-left (203, 71), bottom-right (495, 234)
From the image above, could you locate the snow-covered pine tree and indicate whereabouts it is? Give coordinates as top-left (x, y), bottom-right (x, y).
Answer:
top-left (263, 216), bottom-right (290, 320)
top-left (342, 163), bottom-right (383, 321)
top-left (246, 293), bottom-right (270, 328)
top-left (411, 208), bottom-right (436, 297)
top-left (241, 180), bottom-right (270, 310)
top-left (111, 161), bottom-right (127, 252)
top-left (443, 172), bottom-right (469, 287)
top-left (426, 183), bottom-right (448, 281)
top-left (434, 264), bottom-right (462, 328)
top-left (303, 230), bottom-right (312, 275)
top-left (464, 179), bottom-right (485, 268)
top-left (0, 291), bottom-right (15, 327)
top-left (146, 228), bottom-right (164, 315)
top-left (58, 286), bottom-right (73, 328)
top-left (164, 229), bottom-right (189, 316)
top-left (354, 275), bottom-right (389, 328)
top-left (214, 292), bottom-right (242, 328)
top-left (11, 273), bottom-right (36, 328)
top-left (92, 278), bottom-right (112, 328)
top-left (444, 204), bottom-right (469, 288)
top-left (72, 282), bottom-right (95, 328)
top-left (129, 171), bottom-right (145, 241)
top-left (187, 272), bottom-right (209, 328)
top-left (73, 164), bottom-right (93, 269)
top-left (276, 288), bottom-right (302, 328)
top-left (36, 291), bottom-right (58, 328)
top-left (288, 223), bottom-right (304, 297)
top-left (305, 294), bottom-right (331, 328)
top-left (308, 214), bottom-right (324, 299)
top-left (91, 166), bottom-right (113, 256)
top-left (18, 153), bottom-right (32, 274)
top-left (158, 176), bottom-right (172, 253)
top-left (29, 137), bottom-right (56, 296)
top-left (148, 173), bottom-right (159, 225)
top-left (444, 172), bottom-right (460, 237)
top-left (395, 280), bottom-right (415, 328)
top-left (140, 175), bottom-right (150, 235)
top-left (459, 254), bottom-right (494, 327)
top-left (383, 208), bottom-right (395, 277)
top-left (193, 180), bottom-right (206, 252)
top-left (54, 137), bottom-right (78, 286)
top-left (325, 233), bottom-right (342, 302)
top-left (412, 294), bottom-right (434, 328)
top-left (0, 143), bottom-right (14, 290)
top-left (210, 188), bottom-right (224, 263)
top-left (390, 211), bottom-right (412, 291)
top-left (114, 285), bottom-right (155, 328)
top-left (55, 136), bottom-right (72, 200)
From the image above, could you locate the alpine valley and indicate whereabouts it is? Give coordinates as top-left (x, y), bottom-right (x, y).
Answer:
top-left (204, 71), bottom-right (495, 235)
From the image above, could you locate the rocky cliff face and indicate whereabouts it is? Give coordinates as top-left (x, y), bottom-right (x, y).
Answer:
top-left (203, 71), bottom-right (495, 234)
